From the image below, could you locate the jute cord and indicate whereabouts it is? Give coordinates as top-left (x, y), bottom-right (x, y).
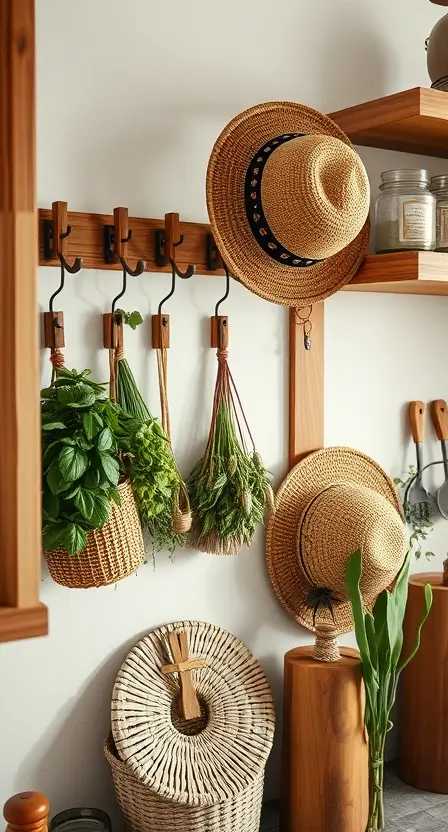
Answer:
top-left (156, 348), bottom-right (192, 534)
top-left (50, 347), bottom-right (65, 384)
top-left (313, 626), bottom-right (341, 662)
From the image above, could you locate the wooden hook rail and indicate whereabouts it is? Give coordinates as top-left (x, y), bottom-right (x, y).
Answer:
top-left (38, 206), bottom-right (225, 277)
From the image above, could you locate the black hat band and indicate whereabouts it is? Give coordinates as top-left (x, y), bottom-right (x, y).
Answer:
top-left (244, 133), bottom-right (322, 269)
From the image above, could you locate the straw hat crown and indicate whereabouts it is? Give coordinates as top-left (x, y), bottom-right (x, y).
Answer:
top-left (261, 134), bottom-right (370, 261)
top-left (298, 482), bottom-right (406, 604)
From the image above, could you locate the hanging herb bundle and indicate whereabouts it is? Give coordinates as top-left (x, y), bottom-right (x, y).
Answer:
top-left (188, 348), bottom-right (274, 555)
top-left (108, 309), bottom-right (188, 554)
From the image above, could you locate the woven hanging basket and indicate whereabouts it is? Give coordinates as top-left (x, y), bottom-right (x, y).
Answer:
top-left (110, 620), bottom-right (274, 827)
top-left (44, 479), bottom-right (144, 589)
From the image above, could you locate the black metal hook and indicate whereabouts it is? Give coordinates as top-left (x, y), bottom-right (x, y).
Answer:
top-left (43, 220), bottom-right (83, 274)
top-left (156, 234), bottom-right (194, 315)
top-left (49, 260), bottom-right (66, 315)
top-left (215, 263), bottom-right (230, 316)
top-left (170, 236), bottom-right (195, 280)
top-left (59, 226), bottom-right (83, 273)
top-left (111, 267), bottom-right (128, 315)
top-left (118, 230), bottom-right (146, 277)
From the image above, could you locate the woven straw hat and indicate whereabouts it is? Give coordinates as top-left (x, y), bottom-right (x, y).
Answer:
top-left (266, 447), bottom-right (406, 635)
top-left (207, 102), bottom-right (370, 307)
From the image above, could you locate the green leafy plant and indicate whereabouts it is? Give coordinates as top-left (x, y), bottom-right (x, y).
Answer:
top-left (115, 309), bottom-right (144, 330)
top-left (129, 420), bottom-right (186, 554)
top-left (394, 466), bottom-right (434, 559)
top-left (188, 357), bottom-right (274, 555)
top-left (41, 368), bottom-right (141, 556)
top-left (346, 549), bottom-right (433, 831)
top-left (111, 309), bottom-right (151, 423)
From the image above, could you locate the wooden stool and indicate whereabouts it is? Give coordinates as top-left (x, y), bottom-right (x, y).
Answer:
top-left (281, 645), bottom-right (368, 832)
top-left (400, 573), bottom-right (448, 793)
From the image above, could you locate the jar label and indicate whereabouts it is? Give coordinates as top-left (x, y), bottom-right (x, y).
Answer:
top-left (437, 205), bottom-right (448, 245)
top-left (399, 199), bottom-right (433, 242)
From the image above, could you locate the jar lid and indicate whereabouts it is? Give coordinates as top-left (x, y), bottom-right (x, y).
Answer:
top-left (380, 169), bottom-right (430, 185)
top-left (431, 174), bottom-right (448, 192)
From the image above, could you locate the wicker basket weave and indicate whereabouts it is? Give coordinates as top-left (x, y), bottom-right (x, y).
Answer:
top-left (108, 620), bottom-right (275, 831)
top-left (44, 479), bottom-right (144, 589)
top-left (105, 735), bottom-right (265, 832)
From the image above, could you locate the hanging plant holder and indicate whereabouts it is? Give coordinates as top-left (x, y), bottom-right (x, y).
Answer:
top-left (188, 266), bottom-right (273, 556)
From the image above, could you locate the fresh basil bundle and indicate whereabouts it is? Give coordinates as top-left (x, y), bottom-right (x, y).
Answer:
top-left (41, 368), bottom-right (141, 556)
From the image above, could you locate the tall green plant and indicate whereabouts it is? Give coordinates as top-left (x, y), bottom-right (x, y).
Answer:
top-left (345, 550), bottom-right (433, 831)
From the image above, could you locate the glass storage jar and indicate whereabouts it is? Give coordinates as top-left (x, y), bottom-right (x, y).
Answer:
top-left (431, 174), bottom-right (448, 251)
top-left (375, 169), bottom-right (436, 253)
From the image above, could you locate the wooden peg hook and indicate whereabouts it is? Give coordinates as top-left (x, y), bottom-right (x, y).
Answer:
top-left (45, 200), bottom-right (83, 273)
top-left (160, 630), bottom-right (206, 720)
top-left (105, 207), bottom-right (146, 276)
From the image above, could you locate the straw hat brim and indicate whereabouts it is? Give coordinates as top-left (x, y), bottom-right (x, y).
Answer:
top-left (265, 447), bottom-right (402, 635)
top-left (207, 102), bottom-right (370, 307)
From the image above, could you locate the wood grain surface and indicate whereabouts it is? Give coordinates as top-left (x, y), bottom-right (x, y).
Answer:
top-left (289, 303), bottom-right (324, 466)
top-left (330, 87), bottom-right (448, 158)
top-left (281, 646), bottom-right (368, 832)
top-left (0, 0), bottom-right (46, 638)
top-left (400, 574), bottom-right (448, 793)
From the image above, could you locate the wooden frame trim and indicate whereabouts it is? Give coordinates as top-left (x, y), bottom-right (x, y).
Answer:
top-left (0, 0), bottom-right (47, 642)
top-left (289, 303), bottom-right (324, 468)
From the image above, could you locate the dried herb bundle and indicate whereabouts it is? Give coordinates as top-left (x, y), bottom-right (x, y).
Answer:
top-left (188, 349), bottom-right (273, 555)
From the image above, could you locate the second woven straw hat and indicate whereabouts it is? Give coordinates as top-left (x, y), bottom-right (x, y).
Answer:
top-left (207, 102), bottom-right (370, 307)
top-left (266, 447), bottom-right (407, 635)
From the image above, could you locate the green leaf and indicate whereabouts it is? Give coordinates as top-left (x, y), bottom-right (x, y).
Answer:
top-left (346, 550), bottom-right (372, 666)
top-left (99, 452), bottom-right (120, 485)
top-left (109, 488), bottom-right (121, 506)
top-left (398, 583), bottom-right (433, 673)
top-left (83, 468), bottom-right (101, 488)
top-left (60, 522), bottom-right (88, 556)
top-left (58, 445), bottom-right (89, 482)
top-left (82, 411), bottom-right (94, 440)
top-left (97, 427), bottom-right (113, 452)
top-left (373, 590), bottom-right (392, 677)
top-left (365, 612), bottom-right (378, 672)
top-left (42, 523), bottom-right (66, 552)
top-left (47, 464), bottom-right (69, 495)
top-left (128, 310), bottom-right (143, 330)
top-left (42, 422), bottom-right (66, 431)
top-left (57, 382), bottom-right (96, 409)
top-left (390, 552), bottom-right (411, 665)
top-left (74, 487), bottom-right (111, 527)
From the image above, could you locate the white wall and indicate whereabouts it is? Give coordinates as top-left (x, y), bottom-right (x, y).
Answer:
top-left (1, 0), bottom-right (447, 822)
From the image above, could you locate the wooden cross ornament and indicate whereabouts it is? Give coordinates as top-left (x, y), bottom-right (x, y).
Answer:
top-left (161, 629), bottom-right (206, 720)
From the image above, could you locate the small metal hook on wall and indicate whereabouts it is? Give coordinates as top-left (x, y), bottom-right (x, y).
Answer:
top-left (208, 241), bottom-right (230, 349)
top-left (152, 213), bottom-right (195, 349)
top-left (104, 207), bottom-right (146, 277)
top-left (43, 200), bottom-right (83, 273)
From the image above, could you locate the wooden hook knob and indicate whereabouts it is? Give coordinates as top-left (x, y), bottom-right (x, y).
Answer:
top-left (431, 399), bottom-right (448, 441)
top-left (409, 401), bottom-right (426, 443)
top-left (164, 212), bottom-right (180, 263)
top-left (113, 207), bottom-right (129, 260)
top-left (4, 792), bottom-right (49, 832)
top-left (51, 201), bottom-right (68, 257)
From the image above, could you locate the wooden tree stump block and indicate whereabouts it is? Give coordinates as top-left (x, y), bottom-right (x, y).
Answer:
top-left (400, 573), bottom-right (448, 794)
top-left (281, 645), bottom-right (368, 832)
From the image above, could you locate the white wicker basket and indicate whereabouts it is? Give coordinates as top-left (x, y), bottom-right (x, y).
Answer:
top-left (108, 620), bottom-right (275, 831)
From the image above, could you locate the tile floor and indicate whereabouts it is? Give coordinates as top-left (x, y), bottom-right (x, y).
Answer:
top-left (260, 765), bottom-right (448, 831)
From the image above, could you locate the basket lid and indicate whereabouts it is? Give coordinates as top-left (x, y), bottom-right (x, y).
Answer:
top-left (111, 620), bottom-right (275, 806)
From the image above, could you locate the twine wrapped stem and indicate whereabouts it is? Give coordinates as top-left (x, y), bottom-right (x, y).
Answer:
top-left (313, 625), bottom-right (341, 662)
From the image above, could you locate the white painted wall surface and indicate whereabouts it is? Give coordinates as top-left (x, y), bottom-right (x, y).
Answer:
top-left (1, 0), bottom-right (447, 821)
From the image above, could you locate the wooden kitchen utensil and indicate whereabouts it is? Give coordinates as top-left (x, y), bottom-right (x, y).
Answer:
top-left (407, 401), bottom-right (432, 519)
top-left (431, 399), bottom-right (448, 518)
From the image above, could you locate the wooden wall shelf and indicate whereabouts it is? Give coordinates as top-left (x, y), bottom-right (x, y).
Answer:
top-left (345, 251), bottom-right (448, 295)
top-left (329, 87), bottom-right (448, 158)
